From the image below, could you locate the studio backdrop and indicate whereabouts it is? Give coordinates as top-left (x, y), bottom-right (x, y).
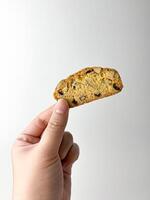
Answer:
top-left (1, 0), bottom-right (150, 199)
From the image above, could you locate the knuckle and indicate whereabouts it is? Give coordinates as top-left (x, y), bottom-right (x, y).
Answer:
top-left (35, 117), bottom-right (48, 128)
top-left (49, 120), bottom-right (63, 130)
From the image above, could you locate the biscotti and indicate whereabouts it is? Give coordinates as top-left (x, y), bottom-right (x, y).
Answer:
top-left (53, 66), bottom-right (123, 108)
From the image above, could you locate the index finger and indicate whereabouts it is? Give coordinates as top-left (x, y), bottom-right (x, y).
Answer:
top-left (21, 105), bottom-right (55, 138)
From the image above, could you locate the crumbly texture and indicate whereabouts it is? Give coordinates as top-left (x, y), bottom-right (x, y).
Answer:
top-left (53, 66), bottom-right (123, 108)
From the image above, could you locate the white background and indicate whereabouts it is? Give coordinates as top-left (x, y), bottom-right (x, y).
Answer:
top-left (1, 0), bottom-right (150, 199)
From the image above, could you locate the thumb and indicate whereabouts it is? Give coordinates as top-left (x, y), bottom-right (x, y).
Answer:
top-left (40, 99), bottom-right (69, 155)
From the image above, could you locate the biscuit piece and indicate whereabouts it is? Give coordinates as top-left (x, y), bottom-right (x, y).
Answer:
top-left (53, 66), bottom-right (123, 108)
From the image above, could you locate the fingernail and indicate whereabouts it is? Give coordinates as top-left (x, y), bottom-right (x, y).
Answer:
top-left (55, 99), bottom-right (69, 114)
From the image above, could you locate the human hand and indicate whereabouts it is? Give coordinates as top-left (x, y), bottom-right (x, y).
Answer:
top-left (12, 99), bottom-right (79, 200)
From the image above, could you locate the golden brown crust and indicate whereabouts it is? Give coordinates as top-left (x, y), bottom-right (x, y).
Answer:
top-left (53, 66), bottom-right (123, 108)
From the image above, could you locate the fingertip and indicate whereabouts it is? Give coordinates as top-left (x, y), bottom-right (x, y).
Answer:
top-left (55, 99), bottom-right (69, 114)
top-left (62, 143), bottom-right (80, 167)
top-left (72, 143), bottom-right (80, 161)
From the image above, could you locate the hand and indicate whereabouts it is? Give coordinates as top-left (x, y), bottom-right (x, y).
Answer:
top-left (12, 99), bottom-right (79, 200)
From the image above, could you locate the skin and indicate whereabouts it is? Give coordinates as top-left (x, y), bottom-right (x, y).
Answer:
top-left (12, 99), bottom-right (79, 200)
